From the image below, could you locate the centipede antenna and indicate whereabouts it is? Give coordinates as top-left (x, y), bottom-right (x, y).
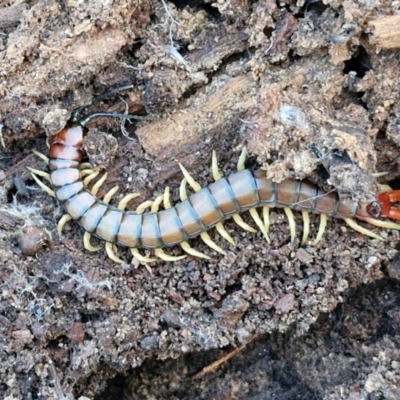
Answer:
top-left (237, 147), bottom-right (248, 171)
top-left (301, 210), bottom-right (310, 245)
top-left (283, 207), bottom-right (296, 243)
top-left (215, 222), bottom-right (236, 245)
top-left (83, 170), bottom-right (100, 186)
top-left (263, 206), bottom-right (271, 234)
top-left (151, 194), bottom-right (164, 212)
top-left (32, 150), bottom-right (49, 164)
top-left (57, 214), bottom-right (72, 235)
top-left (83, 232), bottom-right (101, 252)
top-left (343, 217), bottom-right (383, 241)
top-left (78, 112), bottom-right (156, 127)
top-left (118, 193), bottom-right (141, 210)
top-left (29, 172), bottom-right (56, 197)
top-left (105, 242), bottom-right (126, 264)
top-left (71, 84), bottom-right (136, 121)
top-left (91, 172), bottom-right (108, 196)
top-left (313, 213), bottom-right (328, 245)
top-left (249, 208), bottom-right (270, 243)
top-left (200, 232), bottom-right (227, 255)
top-left (136, 200), bottom-right (154, 214)
top-left (131, 248), bottom-right (157, 263)
top-left (212, 151), bottom-right (223, 181)
top-left (232, 214), bottom-right (258, 233)
top-left (180, 241), bottom-right (211, 259)
top-left (180, 178), bottom-right (188, 200)
top-left (103, 186), bottom-right (119, 204)
top-left (155, 248), bottom-right (186, 261)
top-left (360, 217), bottom-right (400, 231)
top-left (27, 167), bottom-right (51, 182)
top-left (178, 163), bottom-right (202, 192)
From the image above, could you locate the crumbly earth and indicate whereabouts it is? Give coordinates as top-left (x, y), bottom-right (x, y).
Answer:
top-left (0, 1), bottom-right (399, 399)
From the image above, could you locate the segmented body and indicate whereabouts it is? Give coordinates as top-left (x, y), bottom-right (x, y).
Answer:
top-left (49, 124), bottom-right (375, 245)
top-left (29, 120), bottom-right (400, 263)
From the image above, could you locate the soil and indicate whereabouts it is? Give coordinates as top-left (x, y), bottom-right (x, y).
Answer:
top-left (0, 1), bottom-right (400, 399)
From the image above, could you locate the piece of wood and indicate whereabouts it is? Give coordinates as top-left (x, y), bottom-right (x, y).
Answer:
top-left (368, 15), bottom-right (400, 49)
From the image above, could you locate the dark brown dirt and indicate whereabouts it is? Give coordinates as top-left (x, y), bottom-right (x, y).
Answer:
top-left (0, 1), bottom-right (400, 399)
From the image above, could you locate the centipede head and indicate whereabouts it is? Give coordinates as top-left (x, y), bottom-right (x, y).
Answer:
top-left (49, 122), bottom-right (87, 161)
top-left (367, 190), bottom-right (400, 221)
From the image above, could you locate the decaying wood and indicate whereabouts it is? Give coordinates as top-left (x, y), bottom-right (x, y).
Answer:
top-left (368, 15), bottom-right (400, 49)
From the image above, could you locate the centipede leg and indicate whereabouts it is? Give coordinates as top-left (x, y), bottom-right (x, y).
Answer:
top-left (118, 192), bottom-right (141, 210)
top-left (57, 214), bottom-right (72, 234)
top-left (313, 213), bottom-right (328, 245)
top-left (91, 172), bottom-right (108, 196)
top-left (27, 167), bottom-right (51, 182)
top-left (249, 208), bottom-right (270, 243)
top-left (232, 214), bottom-right (258, 233)
top-left (343, 217), bottom-right (383, 241)
top-left (151, 190), bottom-right (186, 261)
top-left (361, 217), bottom-right (400, 231)
top-left (32, 150), bottom-right (50, 164)
top-left (83, 170), bottom-right (100, 186)
top-left (83, 231), bottom-right (101, 252)
top-left (179, 166), bottom-right (221, 258)
top-left (105, 242), bottom-right (125, 264)
top-left (28, 171), bottom-right (56, 197)
top-left (301, 210), bottom-right (310, 245)
top-left (131, 248), bottom-right (157, 263)
top-left (263, 206), bottom-right (270, 235)
top-left (211, 151), bottom-right (235, 245)
top-left (283, 207), bottom-right (296, 243)
top-left (237, 147), bottom-right (247, 171)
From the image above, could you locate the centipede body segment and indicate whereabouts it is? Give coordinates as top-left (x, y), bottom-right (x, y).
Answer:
top-left (28, 117), bottom-right (400, 264)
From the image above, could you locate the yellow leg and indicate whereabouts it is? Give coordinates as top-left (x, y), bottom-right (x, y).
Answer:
top-left (32, 150), bottom-right (49, 164)
top-left (57, 214), bottom-right (72, 235)
top-left (313, 213), bottom-right (328, 245)
top-left (232, 214), bottom-right (257, 233)
top-left (26, 167), bottom-right (51, 182)
top-left (90, 172), bottom-right (108, 196)
top-left (301, 210), bottom-right (310, 245)
top-left (83, 170), bottom-right (99, 186)
top-left (29, 172), bottom-right (56, 197)
top-left (178, 163), bottom-right (201, 192)
top-left (211, 150), bottom-right (223, 181)
top-left (105, 242), bottom-right (125, 264)
top-left (136, 200), bottom-right (154, 214)
top-left (215, 222), bottom-right (235, 245)
top-left (249, 208), bottom-right (270, 243)
top-left (180, 241), bottom-right (210, 259)
top-left (361, 217), bottom-right (400, 231)
top-left (343, 217), bottom-right (383, 241)
top-left (131, 248), bottom-right (157, 263)
top-left (237, 147), bottom-right (247, 171)
top-left (103, 186), bottom-right (119, 204)
top-left (83, 231), bottom-right (101, 251)
top-left (263, 206), bottom-right (271, 235)
top-left (283, 207), bottom-right (296, 243)
top-left (200, 232), bottom-right (226, 255)
top-left (154, 249), bottom-right (186, 261)
top-left (118, 193), bottom-right (141, 210)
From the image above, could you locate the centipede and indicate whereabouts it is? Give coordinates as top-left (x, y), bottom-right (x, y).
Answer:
top-left (28, 111), bottom-right (400, 264)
